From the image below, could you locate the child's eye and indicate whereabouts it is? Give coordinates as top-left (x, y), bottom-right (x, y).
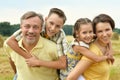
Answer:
top-left (50, 22), bottom-right (54, 25)
top-left (56, 25), bottom-right (61, 29)
top-left (106, 28), bottom-right (110, 31)
top-left (83, 32), bottom-right (87, 34)
top-left (98, 30), bottom-right (102, 33)
top-left (89, 31), bottom-right (93, 33)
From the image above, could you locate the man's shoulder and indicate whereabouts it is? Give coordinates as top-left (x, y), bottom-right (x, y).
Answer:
top-left (89, 43), bottom-right (97, 49)
top-left (41, 36), bottom-right (56, 45)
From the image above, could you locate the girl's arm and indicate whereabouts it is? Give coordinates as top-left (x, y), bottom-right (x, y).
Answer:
top-left (66, 59), bottom-right (92, 80)
top-left (106, 42), bottom-right (114, 64)
top-left (6, 35), bottom-right (32, 59)
top-left (73, 45), bottom-right (108, 62)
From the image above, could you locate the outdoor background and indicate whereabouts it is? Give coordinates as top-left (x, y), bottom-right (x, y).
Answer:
top-left (0, 0), bottom-right (120, 80)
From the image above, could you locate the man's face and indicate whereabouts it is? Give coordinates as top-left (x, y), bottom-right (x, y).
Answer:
top-left (21, 16), bottom-right (42, 45)
top-left (45, 13), bottom-right (64, 37)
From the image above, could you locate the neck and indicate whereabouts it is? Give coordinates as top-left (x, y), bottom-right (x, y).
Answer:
top-left (22, 41), bottom-right (37, 53)
top-left (96, 39), bottom-right (107, 47)
top-left (95, 39), bottom-right (108, 55)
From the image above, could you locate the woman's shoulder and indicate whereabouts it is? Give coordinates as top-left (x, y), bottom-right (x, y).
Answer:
top-left (89, 42), bottom-right (99, 51)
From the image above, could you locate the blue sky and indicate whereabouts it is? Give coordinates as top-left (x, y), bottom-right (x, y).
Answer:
top-left (0, 0), bottom-right (120, 28)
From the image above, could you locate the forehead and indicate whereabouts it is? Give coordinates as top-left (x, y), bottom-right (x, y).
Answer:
top-left (79, 23), bottom-right (92, 30)
top-left (96, 22), bottom-right (111, 30)
top-left (21, 16), bottom-right (41, 24)
top-left (48, 13), bottom-right (64, 23)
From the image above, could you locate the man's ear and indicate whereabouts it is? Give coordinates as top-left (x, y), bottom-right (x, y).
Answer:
top-left (20, 25), bottom-right (22, 29)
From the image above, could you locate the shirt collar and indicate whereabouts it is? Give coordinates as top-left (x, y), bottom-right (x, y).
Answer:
top-left (18, 36), bottom-right (44, 51)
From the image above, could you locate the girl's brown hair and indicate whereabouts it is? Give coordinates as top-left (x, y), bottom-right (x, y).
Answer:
top-left (73, 18), bottom-right (92, 38)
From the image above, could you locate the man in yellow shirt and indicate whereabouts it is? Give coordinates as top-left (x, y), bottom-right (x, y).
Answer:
top-left (4, 11), bottom-right (59, 80)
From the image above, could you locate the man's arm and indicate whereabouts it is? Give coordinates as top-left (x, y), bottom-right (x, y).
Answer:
top-left (73, 45), bottom-right (108, 62)
top-left (6, 35), bottom-right (32, 59)
top-left (26, 55), bottom-right (66, 69)
top-left (9, 58), bottom-right (16, 74)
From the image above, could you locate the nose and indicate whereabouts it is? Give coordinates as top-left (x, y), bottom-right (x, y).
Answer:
top-left (87, 33), bottom-right (90, 37)
top-left (50, 25), bottom-right (56, 31)
top-left (28, 27), bottom-right (34, 33)
top-left (103, 31), bottom-right (107, 36)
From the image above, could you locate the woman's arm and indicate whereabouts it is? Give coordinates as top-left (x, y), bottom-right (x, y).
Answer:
top-left (6, 35), bottom-right (32, 59)
top-left (73, 45), bottom-right (108, 62)
top-left (66, 60), bottom-right (92, 80)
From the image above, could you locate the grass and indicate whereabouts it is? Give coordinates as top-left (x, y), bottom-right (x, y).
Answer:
top-left (0, 48), bottom-right (14, 80)
top-left (109, 55), bottom-right (120, 80)
top-left (0, 36), bottom-right (120, 80)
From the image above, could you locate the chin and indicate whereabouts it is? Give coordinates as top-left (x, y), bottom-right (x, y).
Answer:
top-left (48, 34), bottom-right (54, 37)
top-left (103, 41), bottom-right (110, 45)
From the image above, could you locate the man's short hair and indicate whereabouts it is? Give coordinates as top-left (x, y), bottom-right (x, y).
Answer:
top-left (20, 11), bottom-right (44, 27)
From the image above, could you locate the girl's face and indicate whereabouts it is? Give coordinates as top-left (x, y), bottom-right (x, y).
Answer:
top-left (95, 22), bottom-right (113, 46)
top-left (77, 23), bottom-right (93, 44)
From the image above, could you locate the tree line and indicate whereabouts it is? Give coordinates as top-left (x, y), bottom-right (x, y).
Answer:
top-left (0, 22), bottom-right (120, 36)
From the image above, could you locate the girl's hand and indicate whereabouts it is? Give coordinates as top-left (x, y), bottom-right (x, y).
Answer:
top-left (107, 55), bottom-right (115, 64)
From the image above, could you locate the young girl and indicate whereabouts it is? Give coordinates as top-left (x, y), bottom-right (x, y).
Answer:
top-left (60, 18), bottom-right (109, 80)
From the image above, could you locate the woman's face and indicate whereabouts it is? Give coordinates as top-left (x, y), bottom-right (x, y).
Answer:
top-left (95, 22), bottom-right (113, 45)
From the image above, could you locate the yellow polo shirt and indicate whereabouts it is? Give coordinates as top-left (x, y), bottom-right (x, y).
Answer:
top-left (4, 36), bottom-right (59, 80)
top-left (81, 43), bottom-right (110, 80)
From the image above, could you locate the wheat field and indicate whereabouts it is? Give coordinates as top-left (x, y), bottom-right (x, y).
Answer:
top-left (0, 36), bottom-right (120, 80)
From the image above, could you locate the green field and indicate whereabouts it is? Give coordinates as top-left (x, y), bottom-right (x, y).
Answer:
top-left (0, 36), bottom-right (120, 80)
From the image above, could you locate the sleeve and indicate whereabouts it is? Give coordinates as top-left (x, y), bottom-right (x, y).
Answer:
top-left (3, 40), bottom-right (11, 57)
top-left (13, 29), bottom-right (22, 41)
top-left (3, 40), bottom-right (15, 62)
top-left (79, 41), bottom-right (89, 48)
top-left (58, 29), bottom-right (68, 56)
top-left (56, 43), bottom-right (63, 56)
